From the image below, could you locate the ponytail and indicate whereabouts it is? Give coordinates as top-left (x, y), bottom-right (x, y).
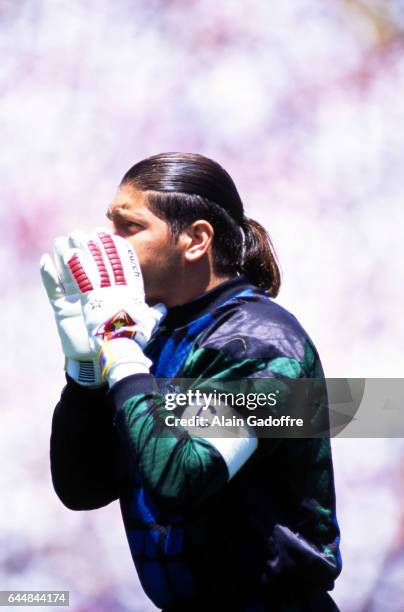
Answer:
top-left (240, 217), bottom-right (281, 297)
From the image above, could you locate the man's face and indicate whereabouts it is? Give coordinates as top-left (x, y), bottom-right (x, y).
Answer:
top-left (107, 185), bottom-right (182, 305)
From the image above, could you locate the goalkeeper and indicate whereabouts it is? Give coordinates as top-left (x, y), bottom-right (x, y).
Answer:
top-left (42, 153), bottom-right (342, 611)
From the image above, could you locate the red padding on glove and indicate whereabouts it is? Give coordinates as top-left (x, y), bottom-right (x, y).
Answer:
top-left (68, 253), bottom-right (94, 293)
top-left (88, 240), bottom-right (111, 287)
top-left (98, 233), bottom-right (127, 286)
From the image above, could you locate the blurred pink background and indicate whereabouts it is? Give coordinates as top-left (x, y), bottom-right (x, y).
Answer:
top-left (1, 1), bottom-right (403, 610)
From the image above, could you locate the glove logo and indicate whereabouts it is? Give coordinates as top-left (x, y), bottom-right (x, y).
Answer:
top-left (127, 246), bottom-right (141, 278)
top-left (95, 310), bottom-right (138, 341)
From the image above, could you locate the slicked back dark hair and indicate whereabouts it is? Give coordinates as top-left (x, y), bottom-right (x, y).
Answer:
top-left (121, 152), bottom-right (281, 296)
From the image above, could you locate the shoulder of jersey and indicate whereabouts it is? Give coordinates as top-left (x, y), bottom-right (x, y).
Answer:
top-left (198, 290), bottom-right (313, 361)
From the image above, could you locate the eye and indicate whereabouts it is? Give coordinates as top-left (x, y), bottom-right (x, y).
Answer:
top-left (121, 221), bottom-right (144, 234)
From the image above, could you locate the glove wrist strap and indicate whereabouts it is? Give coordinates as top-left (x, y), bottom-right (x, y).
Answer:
top-left (99, 339), bottom-right (152, 387)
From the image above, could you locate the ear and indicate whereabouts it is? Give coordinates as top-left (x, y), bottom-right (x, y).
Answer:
top-left (182, 220), bottom-right (214, 263)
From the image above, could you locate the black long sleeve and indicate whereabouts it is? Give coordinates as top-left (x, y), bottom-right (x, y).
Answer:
top-left (50, 375), bottom-right (128, 510)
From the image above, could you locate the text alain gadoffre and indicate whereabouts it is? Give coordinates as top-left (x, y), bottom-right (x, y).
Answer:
top-left (163, 389), bottom-right (304, 428)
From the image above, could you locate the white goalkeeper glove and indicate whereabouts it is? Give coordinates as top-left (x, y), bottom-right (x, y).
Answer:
top-left (61, 229), bottom-right (166, 387)
top-left (40, 233), bottom-right (103, 387)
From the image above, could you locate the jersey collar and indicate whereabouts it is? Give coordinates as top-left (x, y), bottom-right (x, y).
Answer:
top-left (161, 275), bottom-right (253, 330)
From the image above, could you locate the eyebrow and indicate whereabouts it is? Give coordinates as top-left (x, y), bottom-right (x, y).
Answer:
top-left (106, 208), bottom-right (144, 224)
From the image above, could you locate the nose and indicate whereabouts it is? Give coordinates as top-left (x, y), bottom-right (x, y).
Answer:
top-left (113, 228), bottom-right (127, 238)
top-left (106, 215), bottom-right (119, 236)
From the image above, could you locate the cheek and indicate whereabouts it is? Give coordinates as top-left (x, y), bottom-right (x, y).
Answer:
top-left (124, 235), bottom-right (150, 267)
top-left (127, 233), bottom-right (169, 272)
